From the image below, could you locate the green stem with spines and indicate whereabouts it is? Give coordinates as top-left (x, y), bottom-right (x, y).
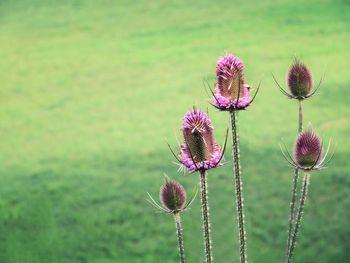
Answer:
top-left (284, 100), bottom-right (303, 262)
top-left (230, 110), bottom-right (248, 263)
top-left (286, 172), bottom-right (310, 263)
top-left (298, 100), bottom-right (303, 133)
top-left (174, 213), bottom-right (185, 263)
top-left (199, 170), bottom-right (213, 263)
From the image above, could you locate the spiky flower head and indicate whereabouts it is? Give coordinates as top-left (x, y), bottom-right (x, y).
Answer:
top-left (281, 129), bottom-right (332, 171)
top-left (160, 178), bottom-right (187, 212)
top-left (211, 54), bottom-right (252, 110)
top-left (179, 108), bottom-right (223, 172)
top-left (294, 130), bottom-right (322, 170)
top-left (147, 177), bottom-right (197, 214)
top-left (287, 59), bottom-right (313, 99)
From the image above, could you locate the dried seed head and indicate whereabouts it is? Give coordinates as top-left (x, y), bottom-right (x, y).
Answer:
top-left (159, 178), bottom-right (186, 212)
top-left (179, 108), bottom-right (222, 172)
top-left (294, 130), bottom-right (322, 168)
top-left (212, 54), bottom-right (252, 110)
top-left (287, 60), bottom-right (313, 98)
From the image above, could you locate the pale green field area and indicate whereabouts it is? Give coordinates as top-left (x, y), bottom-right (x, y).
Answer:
top-left (0, 0), bottom-right (349, 262)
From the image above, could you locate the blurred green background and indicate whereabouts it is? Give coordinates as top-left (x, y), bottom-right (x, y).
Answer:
top-left (0, 0), bottom-right (349, 262)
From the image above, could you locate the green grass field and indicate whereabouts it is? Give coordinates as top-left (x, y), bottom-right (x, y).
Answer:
top-left (0, 0), bottom-right (349, 262)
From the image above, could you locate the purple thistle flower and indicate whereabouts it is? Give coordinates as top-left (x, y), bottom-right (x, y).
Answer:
top-left (273, 58), bottom-right (320, 101)
top-left (147, 177), bottom-right (197, 214)
top-left (179, 108), bottom-right (223, 172)
top-left (294, 130), bottom-right (322, 169)
top-left (160, 178), bottom-right (187, 212)
top-left (281, 129), bottom-right (333, 172)
top-left (287, 60), bottom-right (313, 98)
top-left (211, 54), bottom-right (252, 110)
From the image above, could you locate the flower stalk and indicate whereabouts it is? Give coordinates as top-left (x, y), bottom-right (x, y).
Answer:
top-left (286, 172), bottom-right (310, 263)
top-left (285, 168), bottom-right (300, 261)
top-left (285, 100), bottom-right (303, 262)
top-left (230, 110), bottom-right (248, 263)
top-left (298, 100), bottom-right (303, 133)
top-left (199, 170), bottom-right (213, 263)
top-left (174, 213), bottom-right (185, 263)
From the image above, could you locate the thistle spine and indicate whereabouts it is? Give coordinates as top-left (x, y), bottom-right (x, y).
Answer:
top-left (199, 170), bottom-right (213, 263)
top-left (174, 213), bottom-right (185, 263)
top-left (285, 100), bottom-right (303, 262)
top-left (230, 110), bottom-right (248, 263)
top-left (286, 172), bottom-right (310, 263)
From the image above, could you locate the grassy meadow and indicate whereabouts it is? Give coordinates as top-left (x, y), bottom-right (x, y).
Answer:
top-left (0, 0), bottom-right (349, 262)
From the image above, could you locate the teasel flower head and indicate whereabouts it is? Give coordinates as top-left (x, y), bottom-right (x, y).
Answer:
top-left (280, 129), bottom-right (334, 171)
top-left (287, 60), bottom-right (313, 98)
top-left (210, 54), bottom-right (260, 111)
top-left (294, 131), bottom-right (321, 168)
top-left (273, 58), bottom-right (323, 101)
top-left (177, 108), bottom-right (227, 172)
top-left (147, 176), bottom-right (197, 214)
top-left (160, 178), bottom-right (186, 212)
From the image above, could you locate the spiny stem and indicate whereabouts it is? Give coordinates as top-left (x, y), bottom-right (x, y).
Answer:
top-left (286, 172), bottom-right (310, 263)
top-left (284, 100), bottom-right (303, 262)
top-left (174, 213), bottom-right (185, 263)
top-left (298, 100), bottom-right (303, 133)
top-left (230, 110), bottom-right (248, 263)
top-left (285, 168), bottom-right (299, 262)
top-left (199, 170), bottom-right (213, 263)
